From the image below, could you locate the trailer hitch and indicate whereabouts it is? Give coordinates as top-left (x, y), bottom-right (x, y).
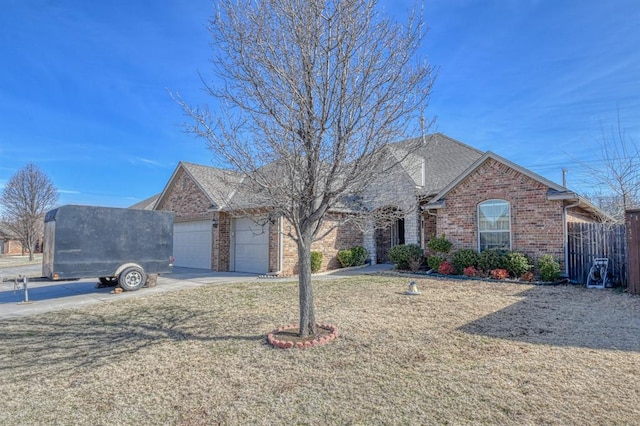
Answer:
top-left (13, 275), bottom-right (32, 304)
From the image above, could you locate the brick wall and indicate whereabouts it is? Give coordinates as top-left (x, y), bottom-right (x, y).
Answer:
top-left (429, 158), bottom-right (566, 263)
top-left (215, 213), bottom-right (231, 272)
top-left (280, 214), bottom-right (364, 275)
top-left (423, 213), bottom-right (437, 249)
top-left (156, 168), bottom-right (212, 222)
top-left (1, 239), bottom-right (24, 255)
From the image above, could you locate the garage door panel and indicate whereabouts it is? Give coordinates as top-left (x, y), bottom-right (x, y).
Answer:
top-left (173, 221), bottom-right (212, 269)
top-left (234, 217), bottom-right (269, 273)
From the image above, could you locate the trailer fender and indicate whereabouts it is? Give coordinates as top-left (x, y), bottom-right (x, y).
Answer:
top-left (114, 263), bottom-right (144, 278)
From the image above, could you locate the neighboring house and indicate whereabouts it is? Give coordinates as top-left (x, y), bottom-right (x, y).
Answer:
top-left (129, 194), bottom-right (160, 210)
top-left (0, 224), bottom-right (23, 256)
top-left (138, 133), bottom-right (604, 276)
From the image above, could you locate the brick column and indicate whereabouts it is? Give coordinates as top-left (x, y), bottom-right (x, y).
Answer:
top-left (404, 209), bottom-right (420, 245)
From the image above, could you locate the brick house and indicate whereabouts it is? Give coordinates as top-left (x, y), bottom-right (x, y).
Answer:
top-left (421, 151), bottom-right (604, 274)
top-left (148, 162), bottom-right (362, 275)
top-left (0, 225), bottom-right (24, 255)
top-left (141, 133), bottom-right (603, 276)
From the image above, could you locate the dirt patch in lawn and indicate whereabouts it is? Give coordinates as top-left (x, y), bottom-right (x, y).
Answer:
top-left (1, 276), bottom-right (639, 425)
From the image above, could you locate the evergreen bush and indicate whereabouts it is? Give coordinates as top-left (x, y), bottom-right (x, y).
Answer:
top-left (538, 254), bottom-right (561, 282)
top-left (337, 246), bottom-right (368, 267)
top-left (427, 235), bottom-right (452, 254)
top-left (427, 255), bottom-right (445, 271)
top-left (310, 251), bottom-right (323, 273)
top-left (452, 249), bottom-right (480, 274)
top-left (350, 246), bottom-right (368, 266)
top-left (478, 249), bottom-right (506, 273)
top-left (389, 244), bottom-right (424, 270)
top-left (503, 251), bottom-right (533, 277)
top-left (337, 249), bottom-right (353, 268)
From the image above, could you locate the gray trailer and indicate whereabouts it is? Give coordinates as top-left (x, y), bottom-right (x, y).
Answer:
top-left (42, 205), bottom-right (174, 291)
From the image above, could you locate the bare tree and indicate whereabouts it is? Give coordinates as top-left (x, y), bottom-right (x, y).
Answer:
top-left (178, 0), bottom-right (435, 337)
top-left (582, 114), bottom-right (640, 223)
top-left (0, 164), bottom-right (58, 261)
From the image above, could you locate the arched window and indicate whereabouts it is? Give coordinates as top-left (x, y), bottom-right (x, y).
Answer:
top-left (478, 199), bottom-right (511, 251)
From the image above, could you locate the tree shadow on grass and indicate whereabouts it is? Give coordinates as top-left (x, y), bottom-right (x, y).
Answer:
top-left (458, 285), bottom-right (640, 352)
top-left (0, 304), bottom-right (265, 380)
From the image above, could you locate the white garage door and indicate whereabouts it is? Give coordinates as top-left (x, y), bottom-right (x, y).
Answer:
top-left (173, 220), bottom-right (212, 269)
top-left (234, 217), bottom-right (269, 273)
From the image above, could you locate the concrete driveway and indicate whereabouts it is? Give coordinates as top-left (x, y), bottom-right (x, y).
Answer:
top-left (0, 263), bottom-right (393, 320)
top-left (0, 267), bottom-right (259, 320)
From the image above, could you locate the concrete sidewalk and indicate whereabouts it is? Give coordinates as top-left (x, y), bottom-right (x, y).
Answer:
top-left (0, 263), bottom-right (394, 320)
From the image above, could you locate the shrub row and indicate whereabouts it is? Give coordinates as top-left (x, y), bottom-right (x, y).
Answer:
top-left (389, 240), bottom-right (562, 282)
top-left (429, 248), bottom-right (561, 281)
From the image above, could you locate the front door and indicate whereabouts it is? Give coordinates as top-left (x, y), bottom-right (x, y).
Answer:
top-left (376, 218), bottom-right (405, 263)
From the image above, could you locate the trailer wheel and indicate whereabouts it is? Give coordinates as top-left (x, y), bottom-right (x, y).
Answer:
top-left (118, 266), bottom-right (147, 291)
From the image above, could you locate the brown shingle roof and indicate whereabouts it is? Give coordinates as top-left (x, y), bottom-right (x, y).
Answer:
top-left (180, 162), bottom-right (244, 209)
top-left (391, 133), bottom-right (485, 195)
top-left (129, 194), bottom-right (160, 210)
top-left (171, 133), bottom-right (485, 212)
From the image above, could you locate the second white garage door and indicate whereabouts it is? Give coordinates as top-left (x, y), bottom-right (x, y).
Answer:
top-left (234, 217), bottom-right (269, 273)
top-left (173, 220), bottom-right (212, 269)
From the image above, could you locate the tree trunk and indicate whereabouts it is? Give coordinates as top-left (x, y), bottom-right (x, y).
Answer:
top-left (297, 235), bottom-right (317, 337)
top-left (26, 234), bottom-right (35, 261)
top-left (27, 243), bottom-right (34, 261)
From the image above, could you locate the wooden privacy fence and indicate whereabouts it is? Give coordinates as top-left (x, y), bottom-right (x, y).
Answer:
top-left (567, 222), bottom-right (627, 287)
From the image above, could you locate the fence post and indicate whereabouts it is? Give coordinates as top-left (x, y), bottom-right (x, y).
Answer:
top-left (626, 210), bottom-right (640, 295)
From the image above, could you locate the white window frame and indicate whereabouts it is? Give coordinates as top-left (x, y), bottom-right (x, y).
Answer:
top-left (477, 199), bottom-right (511, 252)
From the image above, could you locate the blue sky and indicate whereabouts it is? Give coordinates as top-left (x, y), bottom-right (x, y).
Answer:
top-left (1, 0), bottom-right (638, 207)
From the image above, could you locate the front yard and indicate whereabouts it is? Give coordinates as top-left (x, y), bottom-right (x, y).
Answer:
top-left (1, 275), bottom-right (639, 424)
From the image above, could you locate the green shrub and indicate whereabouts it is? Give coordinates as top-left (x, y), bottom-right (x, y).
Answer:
top-left (503, 251), bottom-right (533, 277)
top-left (452, 249), bottom-right (480, 274)
top-left (389, 244), bottom-right (424, 270)
top-left (427, 255), bottom-right (445, 271)
top-left (310, 251), bottom-right (323, 273)
top-left (337, 246), bottom-right (368, 267)
top-left (350, 246), bottom-right (368, 266)
top-left (478, 249), bottom-right (506, 273)
top-left (337, 249), bottom-right (353, 268)
top-left (537, 254), bottom-right (561, 282)
top-left (427, 235), bottom-right (452, 254)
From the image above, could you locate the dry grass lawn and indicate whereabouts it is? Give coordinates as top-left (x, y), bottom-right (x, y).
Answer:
top-left (1, 275), bottom-right (639, 425)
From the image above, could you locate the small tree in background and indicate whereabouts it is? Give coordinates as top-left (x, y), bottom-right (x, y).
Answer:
top-left (582, 113), bottom-right (639, 223)
top-left (0, 164), bottom-right (58, 261)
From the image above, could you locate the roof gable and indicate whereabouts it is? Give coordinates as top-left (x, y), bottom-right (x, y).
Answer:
top-left (423, 151), bottom-right (607, 218)
top-left (155, 162), bottom-right (242, 211)
top-left (434, 151), bottom-right (567, 203)
top-left (390, 133), bottom-right (485, 195)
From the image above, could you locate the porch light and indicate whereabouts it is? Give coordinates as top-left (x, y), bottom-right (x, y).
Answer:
top-left (211, 218), bottom-right (219, 228)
